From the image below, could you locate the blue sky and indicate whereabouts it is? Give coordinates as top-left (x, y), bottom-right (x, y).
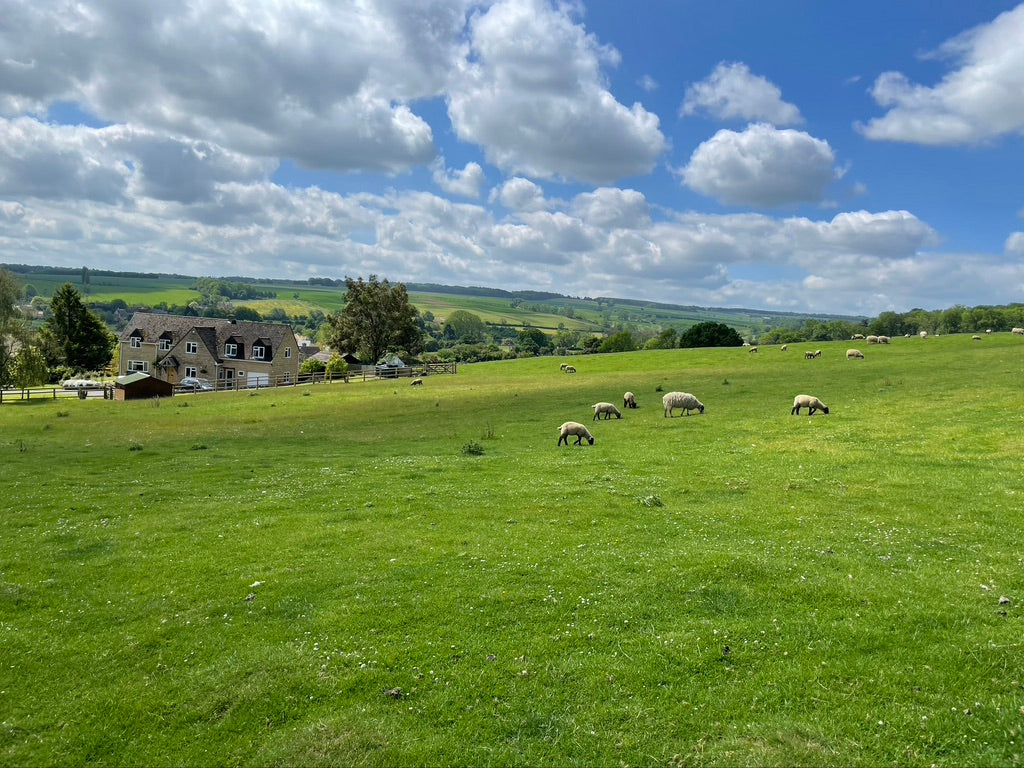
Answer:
top-left (1, 0), bottom-right (1023, 315)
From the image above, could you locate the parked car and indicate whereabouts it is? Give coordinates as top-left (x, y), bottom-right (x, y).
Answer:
top-left (179, 376), bottom-right (215, 392)
top-left (62, 378), bottom-right (102, 390)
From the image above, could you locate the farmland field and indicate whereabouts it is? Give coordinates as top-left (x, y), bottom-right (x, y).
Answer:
top-left (2, 334), bottom-right (1023, 766)
top-left (6, 266), bottom-right (849, 338)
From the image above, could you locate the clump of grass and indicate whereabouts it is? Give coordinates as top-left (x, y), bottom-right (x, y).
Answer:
top-left (481, 423), bottom-right (495, 440)
top-left (177, 401), bottom-right (190, 408)
top-left (190, 444), bottom-right (208, 451)
top-left (637, 494), bottom-right (663, 507)
top-left (723, 377), bottom-right (730, 385)
top-left (654, 384), bottom-right (663, 392)
top-left (462, 441), bottom-right (485, 456)
top-left (128, 442), bottom-right (143, 451)
top-left (56, 411), bottom-right (69, 418)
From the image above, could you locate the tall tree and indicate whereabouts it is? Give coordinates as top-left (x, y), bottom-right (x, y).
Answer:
top-left (0, 268), bottom-right (30, 386)
top-left (323, 275), bottom-right (424, 364)
top-left (38, 283), bottom-right (114, 372)
top-left (678, 321), bottom-right (743, 348)
top-left (443, 310), bottom-right (486, 343)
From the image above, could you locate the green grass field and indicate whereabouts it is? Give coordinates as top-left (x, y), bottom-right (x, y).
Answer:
top-left (2, 334), bottom-right (1023, 766)
top-left (9, 268), bottom-right (833, 338)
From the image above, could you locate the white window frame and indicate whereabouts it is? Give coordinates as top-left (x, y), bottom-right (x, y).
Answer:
top-left (158, 338), bottom-right (171, 351)
top-left (127, 360), bottom-right (149, 372)
top-left (186, 341), bottom-right (198, 354)
top-left (225, 342), bottom-right (237, 357)
top-left (185, 366), bottom-right (197, 378)
top-left (130, 336), bottom-right (142, 349)
top-left (251, 346), bottom-right (265, 360)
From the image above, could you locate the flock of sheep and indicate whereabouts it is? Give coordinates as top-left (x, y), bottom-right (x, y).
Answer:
top-left (555, 328), bottom-right (1022, 447)
top-left (558, 389), bottom-right (711, 446)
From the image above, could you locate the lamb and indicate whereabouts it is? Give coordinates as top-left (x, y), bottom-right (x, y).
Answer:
top-left (564, 365), bottom-right (577, 373)
top-left (559, 363), bottom-right (568, 371)
top-left (410, 378), bottom-right (423, 386)
top-left (623, 391), bottom-right (637, 409)
top-left (592, 402), bottom-right (622, 420)
top-left (791, 394), bottom-right (829, 416)
top-left (780, 344), bottom-right (788, 352)
top-left (663, 391), bottom-right (705, 417)
top-left (852, 333), bottom-right (865, 340)
top-left (847, 348), bottom-right (865, 359)
top-left (558, 421), bottom-right (594, 446)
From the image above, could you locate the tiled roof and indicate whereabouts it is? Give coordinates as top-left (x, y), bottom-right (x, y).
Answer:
top-left (121, 312), bottom-right (296, 362)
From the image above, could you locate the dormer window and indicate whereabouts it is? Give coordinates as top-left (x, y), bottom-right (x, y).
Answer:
top-left (158, 338), bottom-right (171, 351)
top-left (225, 342), bottom-right (237, 357)
top-left (251, 345), bottom-right (266, 360)
top-left (130, 336), bottom-right (142, 349)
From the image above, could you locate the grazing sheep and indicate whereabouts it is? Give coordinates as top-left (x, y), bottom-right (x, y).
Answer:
top-left (559, 363), bottom-right (568, 371)
top-left (847, 348), bottom-right (865, 359)
top-left (972, 335), bottom-right (982, 340)
top-left (792, 394), bottom-right (830, 416)
top-left (780, 344), bottom-right (788, 351)
top-left (987, 329), bottom-right (993, 334)
top-left (919, 331), bottom-right (928, 340)
top-left (852, 333), bottom-right (865, 340)
top-left (662, 391), bottom-right (705, 418)
top-left (564, 365), bottom-right (576, 373)
top-left (805, 351), bottom-right (816, 359)
top-left (623, 391), bottom-right (637, 409)
top-left (748, 346), bottom-right (758, 353)
top-left (592, 402), bottom-right (622, 420)
top-left (558, 421), bottom-right (594, 446)
top-left (866, 335), bottom-right (879, 344)
top-left (410, 378), bottom-right (423, 386)
top-left (1013, 327), bottom-right (1024, 335)
top-left (877, 335), bottom-right (890, 344)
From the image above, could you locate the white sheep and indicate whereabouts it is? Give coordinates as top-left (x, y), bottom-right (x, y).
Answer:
top-left (866, 335), bottom-right (879, 344)
top-left (662, 391), bottom-right (704, 418)
top-left (559, 363), bottom-right (568, 371)
top-left (852, 333), bottom-right (865, 340)
top-left (919, 331), bottom-right (928, 340)
top-left (804, 351), bottom-right (816, 360)
top-left (877, 335), bottom-right (890, 344)
top-left (972, 335), bottom-right (982, 340)
top-left (558, 421), bottom-right (594, 446)
top-left (780, 344), bottom-right (788, 351)
top-left (623, 391), bottom-right (637, 409)
top-left (410, 378), bottom-right (423, 386)
top-left (847, 348), bottom-right (865, 359)
top-left (748, 346), bottom-right (758, 353)
top-left (1012, 327), bottom-right (1024, 335)
top-left (791, 394), bottom-right (829, 416)
top-left (592, 402), bottom-right (622, 420)
top-left (564, 365), bottom-right (577, 373)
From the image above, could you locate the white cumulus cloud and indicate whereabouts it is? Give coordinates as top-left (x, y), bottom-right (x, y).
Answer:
top-left (447, 0), bottom-right (666, 183)
top-left (859, 4), bottom-right (1024, 145)
top-left (681, 123), bottom-right (836, 207)
top-left (681, 62), bottom-right (803, 125)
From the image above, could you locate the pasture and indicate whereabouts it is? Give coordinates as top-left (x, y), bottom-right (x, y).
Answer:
top-left (2, 334), bottom-right (1023, 766)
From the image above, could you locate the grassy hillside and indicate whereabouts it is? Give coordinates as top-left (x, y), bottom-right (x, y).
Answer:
top-left (4, 265), bottom-right (857, 338)
top-left (2, 333), bottom-right (1023, 765)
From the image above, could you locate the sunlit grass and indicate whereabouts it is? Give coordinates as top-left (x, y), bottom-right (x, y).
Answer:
top-left (2, 334), bottom-right (1023, 765)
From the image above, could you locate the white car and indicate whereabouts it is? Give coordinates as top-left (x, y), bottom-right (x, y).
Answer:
top-left (179, 376), bottom-right (215, 391)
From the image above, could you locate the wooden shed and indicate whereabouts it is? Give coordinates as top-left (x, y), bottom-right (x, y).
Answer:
top-left (114, 372), bottom-right (174, 401)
